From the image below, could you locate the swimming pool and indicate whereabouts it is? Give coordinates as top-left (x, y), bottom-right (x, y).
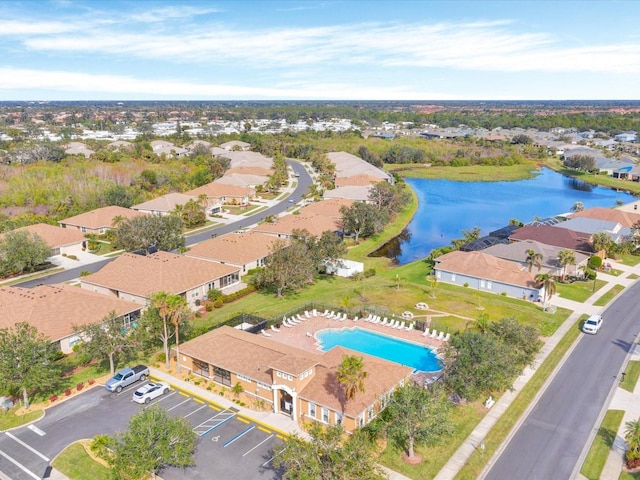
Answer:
top-left (317, 328), bottom-right (442, 372)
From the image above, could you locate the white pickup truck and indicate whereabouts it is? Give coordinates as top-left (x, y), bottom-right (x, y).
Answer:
top-left (105, 365), bottom-right (149, 393)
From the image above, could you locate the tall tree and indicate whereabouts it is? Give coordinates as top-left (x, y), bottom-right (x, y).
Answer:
top-left (113, 214), bottom-right (184, 254)
top-left (571, 201), bottom-right (585, 212)
top-left (0, 230), bottom-right (51, 277)
top-left (0, 322), bottom-right (60, 408)
top-left (592, 232), bottom-right (613, 254)
top-left (106, 406), bottom-right (197, 480)
top-left (273, 422), bottom-right (385, 480)
top-left (535, 273), bottom-right (557, 311)
top-left (143, 292), bottom-right (188, 370)
top-left (73, 311), bottom-right (138, 375)
top-left (253, 239), bottom-right (315, 297)
top-left (174, 199), bottom-right (206, 228)
top-left (525, 249), bottom-right (543, 273)
top-left (385, 382), bottom-right (454, 460)
top-left (336, 355), bottom-right (368, 402)
top-left (557, 249), bottom-right (576, 280)
top-left (340, 202), bottom-right (387, 243)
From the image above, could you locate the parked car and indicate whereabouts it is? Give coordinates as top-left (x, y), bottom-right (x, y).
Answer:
top-left (582, 314), bottom-right (603, 334)
top-left (132, 382), bottom-right (171, 404)
top-left (105, 365), bottom-right (150, 393)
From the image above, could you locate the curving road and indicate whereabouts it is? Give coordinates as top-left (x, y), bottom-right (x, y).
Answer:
top-left (484, 280), bottom-right (640, 480)
top-left (15, 160), bottom-right (312, 288)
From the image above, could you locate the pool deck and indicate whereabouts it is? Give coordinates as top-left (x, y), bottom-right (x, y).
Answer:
top-left (265, 313), bottom-right (446, 382)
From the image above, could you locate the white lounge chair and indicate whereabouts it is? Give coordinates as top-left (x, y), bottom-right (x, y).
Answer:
top-left (443, 333), bottom-right (451, 341)
top-left (297, 314), bottom-right (305, 321)
top-left (261, 329), bottom-right (272, 337)
top-left (390, 320), bottom-right (399, 328)
top-left (397, 321), bottom-right (406, 330)
top-left (321, 309), bottom-right (329, 317)
top-left (305, 311), bottom-right (311, 318)
top-left (422, 328), bottom-right (430, 336)
top-left (306, 332), bottom-right (313, 337)
top-left (313, 309), bottom-right (318, 317)
top-left (382, 317), bottom-right (388, 325)
top-left (328, 311), bottom-right (335, 319)
top-left (406, 322), bottom-right (414, 332)
top-left (437, 331), bottom-right (445, 340)
top-left (353, 316), bottom-right (359, 322)
top-left (430, 329), bottom-right (438, 338)
top-left (271, 325), bottom-right (280, 333)
top-left (339, 313), bottom-right (346, 321)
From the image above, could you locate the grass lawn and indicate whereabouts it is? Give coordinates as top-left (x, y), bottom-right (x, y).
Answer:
top-left (580, 409), bottom-right (625, 480)
top-left (607, 269), bottom-right (624, 277)
top-left (622, 361), bottom-right (640, 393)
top-left (385, 162), bottom-right (542, 182)
top-left (594, 285), bottom-right (626, 307)
top-left (544, 163), bottom-right (640, 195)
top-left (52, 442), bottom-right (110, 480)
top-left (556, 279), bottom-right (606, 303)
top-left (629, 274), bottom-right (640, 280)
top-left (621, 473), bottom-right (640, 479)
top-left (454, 316), bottom-right (584, 479)
top-left (0, 406), bottom-right (43, 431)
top-left (378, 404), bottom-right (484, 479)
top-left (616, 254), bottom-right (640, 267)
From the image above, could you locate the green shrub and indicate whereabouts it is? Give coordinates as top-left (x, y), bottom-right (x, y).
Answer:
top-left (364, 268), bottom-right (376, 278)
top-left (205, 304), bottom-right (213, 312)
top-left (501, 291), bottom-right (508, 296)
top-left (207, 289), bottom-right (223, 301)
top-left (213, 298), bottom-right (224, 308)
top-left (155, 352), bottom-right (166, 364)
top-left (464, 282), bottom-right (469, 287)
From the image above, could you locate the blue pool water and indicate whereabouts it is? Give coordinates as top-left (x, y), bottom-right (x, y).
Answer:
top-left (317, 328), bottom-right (442, 372)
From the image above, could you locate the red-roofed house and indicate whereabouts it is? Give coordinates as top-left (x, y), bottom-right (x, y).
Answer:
top-left (509, 225), bottom-right (594, 254)
top-left (178, 326), bottom-right (412, 432)
top-left (59, 206), bottom-right (148, 235)
top-left (7, 223), bottom-right (86, 256)
top-left (0, 284), bottom-right (142, 353)
top-left (80, 251), bottom-right (241, 307)
top-left (433, 250), bottom-right (540, 301)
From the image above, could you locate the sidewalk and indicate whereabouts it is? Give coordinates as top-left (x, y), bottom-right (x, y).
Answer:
top-left (435, 258), bottom-right (640, 480)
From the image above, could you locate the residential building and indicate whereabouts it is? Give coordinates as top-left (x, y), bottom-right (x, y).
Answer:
top-left (482, 239), bottom-right (588, 278)
top-left (509, 225), bottom-right (594, 254)
top-left (150, 140), bottom-right (188, 157)
top-left (568, 207), bottom-right (640, 228)
top-left (551, 217), bottom-right (631, 244)
top-left (185, 181), bottom-right (255, 208)
top-left (0, 284), bottom-right (141, 353)
top-left (5, 223), bottom-right (86, 256)
top-left (219, 140), bottom-right (251, 151)
top-left (131, 192), bottom-right (197, 216)
top-left (59, 206), bottom-right (148, 235)
top-left (178, 326), bottom-right (412, 433)
top-left (186, 231), bottom-right (284, 274)
top-left (80, 251), bottom-right (241, 307)
top-left (433, 250), bottom-right (540, 301)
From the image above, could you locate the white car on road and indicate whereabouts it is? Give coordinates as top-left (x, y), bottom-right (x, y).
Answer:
top-left (132, 382), bottom-right (170, 404)
top-left (582, 314), bottom-right (603, 335)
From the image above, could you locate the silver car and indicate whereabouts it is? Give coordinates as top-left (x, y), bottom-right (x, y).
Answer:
top-left (132, 382), bottom-right (170, 404)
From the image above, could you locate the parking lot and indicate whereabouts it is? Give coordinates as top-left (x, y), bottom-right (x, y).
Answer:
top-left (0, 380), bottom-right (284, 480)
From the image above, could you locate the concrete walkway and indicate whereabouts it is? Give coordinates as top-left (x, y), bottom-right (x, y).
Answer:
top-left (435, 259), bottom-right (640, 480)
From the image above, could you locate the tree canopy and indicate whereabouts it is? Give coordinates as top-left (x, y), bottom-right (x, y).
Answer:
top-left (105, 406), bottom-right (197, 480)
top-left (0, 322), bottom-right (61, 408)
top-left (113, 214), bottom-right (184, 254)
top-left (0, 230), bottom-right (51, 277)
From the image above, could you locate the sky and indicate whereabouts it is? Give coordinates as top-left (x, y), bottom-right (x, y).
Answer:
top-left (1, 0), bottom-right (639, 101)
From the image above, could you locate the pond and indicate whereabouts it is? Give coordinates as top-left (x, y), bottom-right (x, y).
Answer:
top-left (373, 168), bottom-right (637, 265)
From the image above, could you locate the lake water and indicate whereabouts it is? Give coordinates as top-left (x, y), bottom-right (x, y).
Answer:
top-left (374, 168), bottom-right (637, 265)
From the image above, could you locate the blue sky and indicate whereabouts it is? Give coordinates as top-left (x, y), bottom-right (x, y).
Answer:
top-left (1, 0), bottom-right (639, 100)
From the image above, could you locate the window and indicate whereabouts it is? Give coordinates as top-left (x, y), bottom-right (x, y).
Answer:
top-left (207, 282), bottom-right (215, 290)
top-left (68, 335), bottom-right (81, 349)
top-left (309, 403), bottom-right (316, 418)
top-left (213, 366), bottom-right (231, 386)
top-left (480, 280), bottom-right (485, 288)
top-left (368, 405), bottom-right (374, 420)
top-left (451, 274), bottom-right (456, 281)
top-left (487, 281), bottom-right (492, 290)
top-left (193, 359), bottom-right (210, 378)
top-left (276, 371), bottom-right (282, 378)
top-left (335, 411), bottom-right (343, 425)
top-left (81, 226), bottom-right (87, 233)
top-left (322, 407), bottom-right (329, 423)
top-left (359, 413), bottom-right (365, 427)
top-left (436, 271), bottom-right (441, 279)
top-left (237, 374), bottom-right (252, 383)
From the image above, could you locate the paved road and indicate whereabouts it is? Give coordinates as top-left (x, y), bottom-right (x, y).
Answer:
top-left (484, 281), bottom-right (640, 480)
top-left (16, 160), bottom-right (312, 288)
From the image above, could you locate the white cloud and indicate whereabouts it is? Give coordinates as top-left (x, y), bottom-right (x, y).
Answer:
top-left (0, 67), bottom-right (457, 100)
top-left (16, 18), bottom-right (640, 75)
top-left (0, 20), bottom-right (77, 35)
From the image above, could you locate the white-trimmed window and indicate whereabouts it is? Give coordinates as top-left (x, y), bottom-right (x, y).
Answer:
top-left (322, 407), bottom-right (329, 423)
top-left (335, 411), bottom-right (343, 425)
top-left (359, 413), bottom-right (365, 427)
top-left (368, 405), bottom-right (374, 420)
top-left (487, 281), bottom-right (492, 290)
top-left (309, 403), bottom-right (316, 418)
top-left (237, 374), bottom-right (252, 383)
top-left (451, 274), bottom-right (456, 281)
top-left (480, 280), bottom-right (485, 288)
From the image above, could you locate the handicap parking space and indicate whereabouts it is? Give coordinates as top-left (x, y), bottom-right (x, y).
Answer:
top-left (153, 385), bottom-right (285, 480)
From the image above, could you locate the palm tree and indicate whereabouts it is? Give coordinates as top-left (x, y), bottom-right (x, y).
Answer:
top-left (336, 355), bottom-right (367, 402)
top-left (525, 249), bottom-right (544, 273)
top-left (592, 232), bottom-right (612, 255)
top-left (625, 418), bottom-right (640, 467)
top-left (557, 249), bottom-right (576, 281)
top-left (571, 201), bottom-right (584, 213)
top-left (535, 273), bottom-right (557, 311)
top-left (151, 291), bottom-right (189, 371)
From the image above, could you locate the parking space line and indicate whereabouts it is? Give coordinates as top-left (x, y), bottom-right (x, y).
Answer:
top-left (223, 426), bottom-right (255, 448)
top-left (258, 426), bottom-right (271, 434)
top-left (167, 397), bottom-right (192, 411)
top-left (5, 433), bottom-right (49, 461)
top-left (243, 434), bottom-right (274, 457)
top-left (0, 449), bottom-right (39, 480)
top-left (262, 446), bottom-right (286, 467)
top-left (183, 404), bottom-right (208, 418)
top-left (197, 412), bottom-right (236, 437)
top-left (237, 417), bottom-right (250, 424)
